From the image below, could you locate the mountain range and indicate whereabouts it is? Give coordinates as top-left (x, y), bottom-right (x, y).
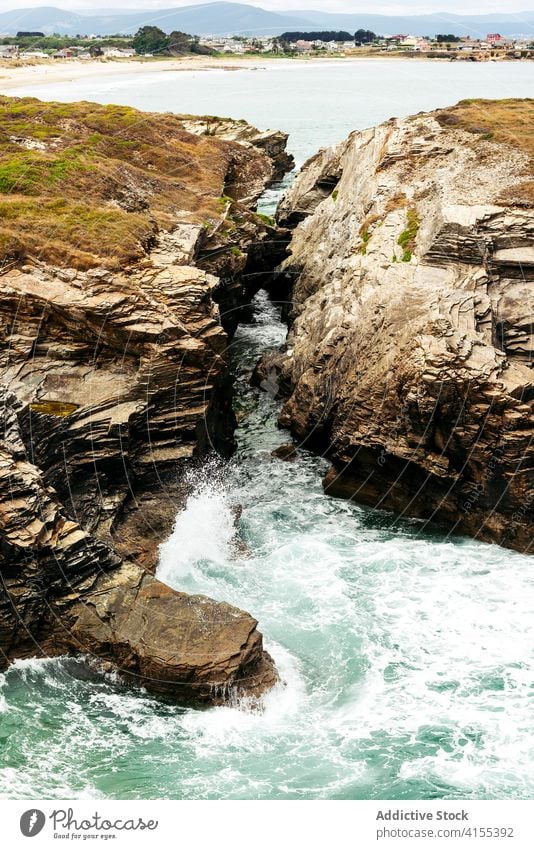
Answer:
top-left (1, 3), bottom-right (533, 37)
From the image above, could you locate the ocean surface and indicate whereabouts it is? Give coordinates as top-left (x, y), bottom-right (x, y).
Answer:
top-left (1, 60), bottom-right (533, 800)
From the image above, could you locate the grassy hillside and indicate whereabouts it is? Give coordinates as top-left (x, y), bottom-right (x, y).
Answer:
top-left (0, 96), bottom-right (241, 270)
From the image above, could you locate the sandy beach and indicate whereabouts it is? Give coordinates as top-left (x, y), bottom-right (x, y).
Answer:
top-left (0, 56), bottom-right (269, 91)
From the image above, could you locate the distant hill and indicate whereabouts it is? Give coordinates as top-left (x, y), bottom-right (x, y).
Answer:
top-left (0, 3), bottom-right (310, 36)
top-left (280, 9), bottom-right (534, 38)
top-left (0, 6), bottom-right (86, 35)
top-left (0, 3), bottom-right (532, 38)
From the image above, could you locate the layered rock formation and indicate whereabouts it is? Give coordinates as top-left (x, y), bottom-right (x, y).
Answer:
top-left (0, 96), bottom-right (289, 702)
top-left (0, 408), bottom-right (276, 702)
top-left (275, 99), bottom-right (533, 551)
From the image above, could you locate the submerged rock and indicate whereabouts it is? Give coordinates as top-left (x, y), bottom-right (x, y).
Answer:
top-left (276, 99), bottom-right (534, 551)
top-left (271, 443), bottom-right (298, 461)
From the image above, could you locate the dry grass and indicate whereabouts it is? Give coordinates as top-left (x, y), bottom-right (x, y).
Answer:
top-left (435, 98), bottom-right (534, 156)
top-left (435, 98), bottom-right (534, 204)
top-left (0, 96), bottom-right (244, 269)
top-left (0, 198), bottom-right (155, 269)
top-left (385, 194), bottom-right (408, 214)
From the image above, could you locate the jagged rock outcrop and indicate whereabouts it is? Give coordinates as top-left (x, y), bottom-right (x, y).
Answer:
top-left (180, 116), bottom-right (294, 332)
top-left (0, 97), bottom-right (290, 702)
top-left (274, 99), bottom-right (534, 552)
top-left (181, 116), bottom-right (294, 187)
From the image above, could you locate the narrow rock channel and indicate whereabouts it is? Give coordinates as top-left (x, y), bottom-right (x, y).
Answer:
top-left (0, 98), bottom-right (532, 801)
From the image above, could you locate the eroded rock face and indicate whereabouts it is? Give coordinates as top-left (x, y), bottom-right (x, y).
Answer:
top-left (0, 259), bottom-right (236, 556)
top-left (0, 99), bottom-right (290, 703)
top-left (66, 566), bottom-right (277, 704)
top-left (275, 106), bottom-right (533, 551)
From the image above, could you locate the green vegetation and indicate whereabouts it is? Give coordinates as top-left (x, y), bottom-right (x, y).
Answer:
top-left (331, 189), bottom-right (339, 201)
top-left (1, 28), bottom-right (213, 58)
top-left (0, 34), bottom-right (133, 53)
top-left (358, 212), bottom-right (382, 255)
top-left (397, 208), bottom-right (419, 262)
top-left (354, 29), bottom-right (377, 44)
top-left (0, 197), bottom-right (154, 269)
top-left (131, 26), bottom-right (214, 57)
top-left (0, 148), bottom-right (94, 193)
top-left (360, 229), bottom-right (371, 255)
top-left (0, 154), bottom-right (37, 193)
top-left (132, 26), bottom-right (170, 56)
top-left (0, 26), bottom-right (214, 59)
top-left (280, 30), bottom-right (353, 42)
top-left (256, 212), bottom-right (275, 226)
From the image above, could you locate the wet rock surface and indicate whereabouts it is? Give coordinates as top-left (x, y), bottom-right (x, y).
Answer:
top-left (271, 443), bottom-right (298, 461)
top-left (0, 424), bottom-right (277, 701)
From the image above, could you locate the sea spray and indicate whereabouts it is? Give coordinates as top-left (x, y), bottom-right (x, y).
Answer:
top-left (157, 457), bottom-right (240, 588)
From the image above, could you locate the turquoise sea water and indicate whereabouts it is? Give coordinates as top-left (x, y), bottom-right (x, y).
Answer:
top-left (0, 60), bottom-right (533, 800)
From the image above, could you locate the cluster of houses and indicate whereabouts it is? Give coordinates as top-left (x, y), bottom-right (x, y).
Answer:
top-left (386, 33), bottom-right (532, 53)
top-left (0, 43), bottom-right (136, 60)
top-left (0, 32), bottom-right (532, 61)
top-left (197, 32), bottom-right (533, 56)
top-left (197, 36), bottom-right (275, 54)
top-left (389, 33), bottom-right (533, 53)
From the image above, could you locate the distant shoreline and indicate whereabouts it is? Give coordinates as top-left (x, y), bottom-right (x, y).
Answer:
top-left (0, 52), bottom-right (463, 92)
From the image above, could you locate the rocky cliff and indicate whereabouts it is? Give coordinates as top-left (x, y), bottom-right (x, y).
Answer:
top-left (0, 96), bottom-right (291, 702)
top-left (274, 99), bottom-right (533, 552)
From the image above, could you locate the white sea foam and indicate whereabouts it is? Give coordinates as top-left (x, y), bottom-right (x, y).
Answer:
top-left (325, 537), bottom-right (534, 797)
top-left (154, 432), bottom-right (534, 800)
top-left (0, 766), bottom-right (103, 801)
top-left (149, 346), bottom-right (534, 798)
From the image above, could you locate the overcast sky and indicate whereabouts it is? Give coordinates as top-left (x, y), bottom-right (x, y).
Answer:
top-left (7, 0), bottom-right (534, 14)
